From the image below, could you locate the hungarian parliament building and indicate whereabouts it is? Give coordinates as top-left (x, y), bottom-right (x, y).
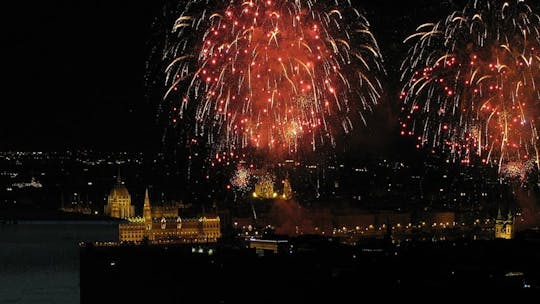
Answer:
top-left (104, 177), bottom-right (221, 243)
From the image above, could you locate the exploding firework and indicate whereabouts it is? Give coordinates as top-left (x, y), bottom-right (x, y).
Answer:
top-left (400, 0), bottom-right (540, 173)
top-left (501, 160), bottom-right (536, 183)
top-left (230, 166), bottom-right (252, 192)
top-left (164, 0), bottom-right (384, 158)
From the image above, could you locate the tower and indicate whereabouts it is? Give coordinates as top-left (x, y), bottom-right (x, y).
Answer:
top-left (104, 173), bottom-right (135, 219)
top-left (495, 207), bottom-right (514, 239)
top-left (282, 178), bottom-right (293, 200)
top-left (504, 210), bottom-right (514, 239)
top-left (143, 188), bottom-right (152, 231)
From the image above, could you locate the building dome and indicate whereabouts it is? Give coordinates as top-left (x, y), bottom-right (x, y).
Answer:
top-left (104, 172), bottom-right (134, 219)
top-left (109, 183), bottom-right (130, 199)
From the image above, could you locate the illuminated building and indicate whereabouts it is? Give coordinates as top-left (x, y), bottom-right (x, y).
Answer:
top-left (60, 205), bottom-right (92, 215)
top-left (151, 202), bottom-right (182, 218)
top-left (104, 175), bottom-right (135, 219)
top-left (12, 177), bottom-right (42, 189)
top-left (249, 238), bottom-right (289, 256)
top-left (282, 178), bottom-right (293, 200)
top-left (495, 208), bottom-right (514, 240)
top-left (252, 175), bottom-right (293, 200)
top-left (253, 176), bottom-right (275, 199)
top-left (119, 189), bottom-right (221, 243)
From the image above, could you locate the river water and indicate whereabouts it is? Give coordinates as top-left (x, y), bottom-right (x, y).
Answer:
top-left (0, 222), bottom-right (117, 304)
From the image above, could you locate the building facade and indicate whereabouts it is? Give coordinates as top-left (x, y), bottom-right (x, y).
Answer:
top-left (253, 176), bottom-right (293, 200)
top-left (151, 202), bottom-right (182, 218)
top-left (119, 189), bottom-right (221, 243)
top-left (253, 176), bottom-right (276, 199)
top-left (495, 208), bottom-right (514, 239)
top-left (104, 175), bottom-right (135, 219)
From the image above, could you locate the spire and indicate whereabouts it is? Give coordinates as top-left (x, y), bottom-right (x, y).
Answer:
top-left (116, 168), bottom-right (122, 184)
top-left (496, 206), bottom-right (503, 221)
top-left (143, 187), bottom-right (152, 223)
top-left (283, 178), bottom-right (293, 200)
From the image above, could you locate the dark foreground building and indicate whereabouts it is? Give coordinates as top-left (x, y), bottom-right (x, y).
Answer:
top-left (80, 232), bottom-right (540, 303)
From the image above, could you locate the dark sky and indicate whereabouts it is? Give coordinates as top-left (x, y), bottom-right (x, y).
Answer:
top-left (1, 0), bottom-right (473, 153)
top-left (2, 1), bottom-right (164, 151)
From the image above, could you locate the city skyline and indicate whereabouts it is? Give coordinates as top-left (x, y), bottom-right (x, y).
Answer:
top-left (1, 1), bottom-right (539, 302)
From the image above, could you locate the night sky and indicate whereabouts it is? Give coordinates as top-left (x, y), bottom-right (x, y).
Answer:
top-left (3, 1), bottom-right (164, 151)
top-left (1, 0), bottom-right (501, 154)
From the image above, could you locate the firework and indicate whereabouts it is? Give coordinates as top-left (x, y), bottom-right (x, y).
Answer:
top-left (401, 0), bottom-right (540, 173)
top-left (501, 160), bottom-right (536, 182)
top-left (164, 0), bottom-right (384, 158)
top-left (230, 166), bottom-right (252, 192)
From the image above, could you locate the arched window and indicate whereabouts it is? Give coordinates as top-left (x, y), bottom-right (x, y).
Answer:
top-left (161, 217), bottom-right (166, 230)
top-left (176, 217), bottom-right (182, 229)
